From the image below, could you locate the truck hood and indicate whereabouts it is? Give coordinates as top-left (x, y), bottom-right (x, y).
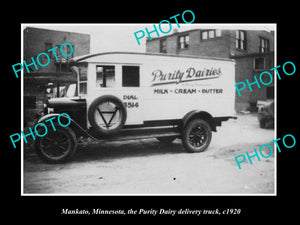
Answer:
top-left (48, 97), bottom-right (86, 108)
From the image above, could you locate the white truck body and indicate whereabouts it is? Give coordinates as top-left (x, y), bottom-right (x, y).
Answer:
top-left (37, 52), bottom-right (237, 163)
top-left (73, 52), bottom-right (236, 127)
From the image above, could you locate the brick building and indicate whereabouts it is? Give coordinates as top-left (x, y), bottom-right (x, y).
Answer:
top-left (24, 27), bottom-right (90, 73)
top-left (146, 28), bottom-right (274, 111)
top-left (23, 27), bottom-right (90, 126)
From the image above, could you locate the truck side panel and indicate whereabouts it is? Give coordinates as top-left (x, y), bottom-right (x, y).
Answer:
top-left (142, 57), bottom-right (235, 121)
top-left (82, 53), bottom-right (235, 127)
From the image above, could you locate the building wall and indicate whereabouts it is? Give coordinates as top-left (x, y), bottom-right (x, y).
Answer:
top-left (234, 56), bottom-right (253, 109)
top-left (233, 52), bottom-right (274, 111)
top-left (23, 27), bottom-right (90, 127)
top-left (229, 30), bottom-right (274, 57)
top-left (24, 27), bottom-right (90, 73)
top-left (147, 29), bottom-right (274, 57)
top-left (146, 38), bottom-right (160, 53)
top-left (146, 29), bottom-right (232, 58)
top-left (167, 34), bottom-right (179, 54)
top-left (189, 30), bottom-right (231, 57)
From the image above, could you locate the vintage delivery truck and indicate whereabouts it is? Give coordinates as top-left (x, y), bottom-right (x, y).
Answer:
top-left (35, 52), bottom-right (236, 163)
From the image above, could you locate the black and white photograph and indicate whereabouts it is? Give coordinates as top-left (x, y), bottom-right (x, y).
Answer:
top-left (20, 23), bottom-right (276, 195)
top-left (4, 3), bottom-right (299, 221)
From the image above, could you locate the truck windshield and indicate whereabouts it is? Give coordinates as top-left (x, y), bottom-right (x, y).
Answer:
top-left (61, 83), bottom-right (77, 97)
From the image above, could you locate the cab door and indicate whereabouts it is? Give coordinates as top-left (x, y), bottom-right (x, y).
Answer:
top-left (119, 65), bottom-right (143, 125)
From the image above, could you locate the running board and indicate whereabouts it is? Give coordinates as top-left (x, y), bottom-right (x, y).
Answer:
top-left (83, 126), bottom-right (182, 143)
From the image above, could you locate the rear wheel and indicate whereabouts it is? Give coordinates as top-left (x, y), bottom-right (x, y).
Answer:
top-left (182, 119), bottom-right (212, 153)
top-left (35, 126), bottom-right (77, 163)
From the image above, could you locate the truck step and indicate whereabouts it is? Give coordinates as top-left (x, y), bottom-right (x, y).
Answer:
top-left (82, 126), bottom-right (182, 144)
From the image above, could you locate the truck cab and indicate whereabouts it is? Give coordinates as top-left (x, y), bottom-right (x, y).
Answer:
top-left (35, 52), bottom-right (236, 163)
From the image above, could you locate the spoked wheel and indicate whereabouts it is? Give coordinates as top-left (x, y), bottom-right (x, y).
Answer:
top-left (35, 126), bottom-right (77, 163)
top-left (182, 119), bottom-right (212, 153)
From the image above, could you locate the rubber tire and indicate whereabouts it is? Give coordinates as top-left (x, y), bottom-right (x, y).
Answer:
top-left (35, 126), bottom-right (77, 163)
top-left (156, 136), bottom-right (177, 144)
top-left (182, 119), bottom-right (212, 153)
top-left (259, 119), bottom-right (266, 128)
top-left (88, 95), bottom-right (127, 136)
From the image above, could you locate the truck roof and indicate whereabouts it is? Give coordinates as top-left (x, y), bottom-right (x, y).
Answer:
top-left (70, 51), bottom-right (235, 63)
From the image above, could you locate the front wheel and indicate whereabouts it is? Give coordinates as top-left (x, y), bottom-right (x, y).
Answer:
top-left (35, 126), bottom-right (77, 163)
top-left (182, 119), bottom-right (212, 153)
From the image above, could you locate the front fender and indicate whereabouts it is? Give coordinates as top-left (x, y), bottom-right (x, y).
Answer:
top-left (36, 113), bottom-right (95, 140)
top-left (37, 113), bottom-right (61, 124)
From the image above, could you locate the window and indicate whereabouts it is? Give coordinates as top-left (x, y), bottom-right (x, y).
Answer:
top-left (63, 83), bottom-right (77, 97)
top-left (201, 31), bottom-right (208, 40)
top-left (79, 65), bottom-right (87, 95)
top-left (201, 29), bottom-right (221, 40)
top-left (254, 57), bottom-right (265, 70)
top-left (236, 30), bottom-right (247, 50)
top-left (160, 39), bottom-right (167, 53)
top-left (96, 65), bottom-right (115, 88)
top-left (178, 34), bottom-right (189, 49)
top-left (122, 66), bottom-right (140, 87)
top-left (259, 37), bottom-right (269, 53)
top-left (55, 44), bottom-right (74, 61)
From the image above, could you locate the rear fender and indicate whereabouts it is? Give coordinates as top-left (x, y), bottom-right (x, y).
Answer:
top-left (182, 110), bottom-right (216, 132)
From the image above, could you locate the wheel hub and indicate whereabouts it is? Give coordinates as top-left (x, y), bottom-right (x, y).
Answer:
top-left (189, 126), bottom-right (207, 147)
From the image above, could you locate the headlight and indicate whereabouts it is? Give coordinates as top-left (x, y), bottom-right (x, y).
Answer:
top-left (48, 107), bottom-right (54, 114)
top-left (43, 103), bottom-right (54, 115)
